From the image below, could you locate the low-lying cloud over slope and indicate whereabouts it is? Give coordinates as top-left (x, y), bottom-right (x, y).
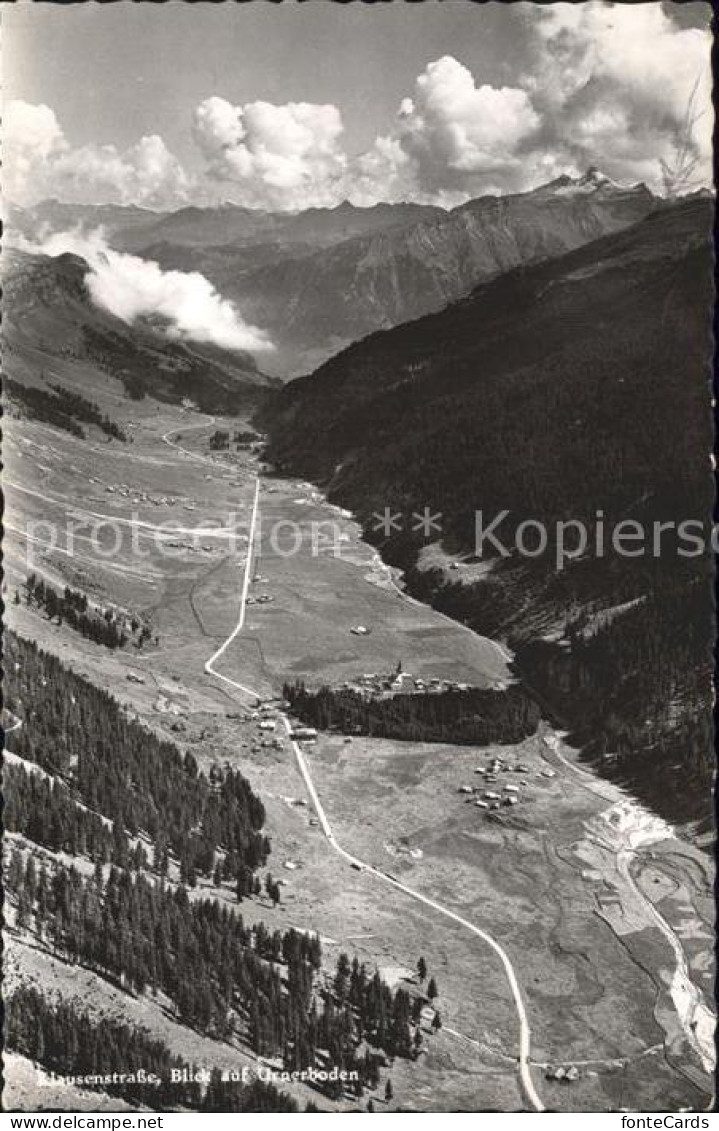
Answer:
top-left (20, 227), bottom-right (273, 354)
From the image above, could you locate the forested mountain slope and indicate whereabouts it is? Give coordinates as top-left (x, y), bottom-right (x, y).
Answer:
top-left (264, 198), bottom-right (715, 825)
top-left (4, 632), bottom-right (439, 1108)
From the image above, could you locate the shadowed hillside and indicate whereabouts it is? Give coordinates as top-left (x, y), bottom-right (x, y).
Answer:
top-left (264, 198), bottom-right (715, 826)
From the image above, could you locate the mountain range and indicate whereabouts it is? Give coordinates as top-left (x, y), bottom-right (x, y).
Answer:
top-left (9, 170), bottom-right (661, 377)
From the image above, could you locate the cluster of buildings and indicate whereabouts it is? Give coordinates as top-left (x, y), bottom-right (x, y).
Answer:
top-left (341, 665), bottom-right (471, 701)
top-left (247, 573), bottom-right (274, 606)
top-left (226, 701), bottom-right (289, 752)
top-left (545, 1065), bottom-right (580, 1083)
top-left (254, 703), bottom-right (286, 749)
top-left (289, 726), bottom-right (318, 744)
top-left (104, 483), bottom-right (183, 507)
top-left (457, 754), bottom-right (534, 813)
top-left (164, 540), bottom-right (220, 555)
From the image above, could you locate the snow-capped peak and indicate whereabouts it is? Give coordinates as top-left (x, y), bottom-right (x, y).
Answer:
top-left (546, 167), bottom-right (623, 196)
top-left (577, 166), bottom-right (618, 188)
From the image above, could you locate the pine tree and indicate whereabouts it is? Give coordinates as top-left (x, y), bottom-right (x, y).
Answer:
top-left (334, 952), bottom-right (351, 1002)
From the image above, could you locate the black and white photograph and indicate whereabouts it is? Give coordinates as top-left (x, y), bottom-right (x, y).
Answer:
top-left (1, 0), bottom-right (715, 1117)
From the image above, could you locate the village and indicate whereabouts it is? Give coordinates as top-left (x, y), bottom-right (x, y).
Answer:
top-left (333, 661), bottom-right (474, 701)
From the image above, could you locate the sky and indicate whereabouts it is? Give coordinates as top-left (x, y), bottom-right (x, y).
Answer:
top-left (3, 1), bottom-right (713, 211)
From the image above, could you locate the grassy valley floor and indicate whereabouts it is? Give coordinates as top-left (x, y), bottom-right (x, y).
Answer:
top-left (3, 393), bottom-right (714, 1112)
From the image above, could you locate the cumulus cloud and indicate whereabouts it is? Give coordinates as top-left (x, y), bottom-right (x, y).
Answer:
top-left (3, 101), bottom-right (189, 208)
top-left (4, 100), bottom-right (65, 163)
top-left (3, 101), bottom-right (66, 202)
top-left (194, 95), bottom-right (347, 210)
top-left (5, 8), bottom-right (712, 213)
top-left (192, 62), bottom-right (541, 209)
top-left (22, 227), bottom-right (273, 353)
top-left (524, 2), bottom-right (713, 192)
top-left (346, 55), bottom-right (544, 205)
top-left (349, 8), bottom-right (712, 204)
top-left (393, 56), bottom-right (539, 189)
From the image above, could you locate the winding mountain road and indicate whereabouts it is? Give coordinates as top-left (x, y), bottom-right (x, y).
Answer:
top-left (191, 452), bottom-right (546, 1111)
top-left (203, 476), bottom-right (263, 702)
top-left (162, 415), bottom-right (230, 470)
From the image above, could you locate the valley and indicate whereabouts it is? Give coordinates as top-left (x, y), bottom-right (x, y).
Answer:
top-left (264, 197), bottom-right (715, 834)
top-left (3, 2), bottom-right (715, 1117)
top-left (4, 385), bottom-right (714, 1112)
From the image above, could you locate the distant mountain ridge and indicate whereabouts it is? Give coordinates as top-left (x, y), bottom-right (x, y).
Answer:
top-left (10, 172), bottom-right (662, 377)
top-left (8, 197), bottom-right (445, 252)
